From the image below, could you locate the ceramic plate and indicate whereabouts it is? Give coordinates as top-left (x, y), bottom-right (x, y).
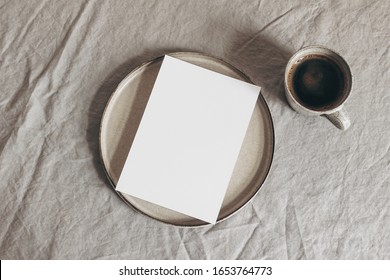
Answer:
top-left (99, 52), bottom-right (274, 226)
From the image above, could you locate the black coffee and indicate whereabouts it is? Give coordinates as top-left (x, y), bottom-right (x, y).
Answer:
top-left (291, 56), bottom-right (344, 108)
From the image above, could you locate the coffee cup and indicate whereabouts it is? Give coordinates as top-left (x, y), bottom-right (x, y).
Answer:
top-left (284, 46), bottom-right (352, 130)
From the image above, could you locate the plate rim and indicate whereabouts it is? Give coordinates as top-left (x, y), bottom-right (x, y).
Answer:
top-left (99, 51), bottom-right (275, 227)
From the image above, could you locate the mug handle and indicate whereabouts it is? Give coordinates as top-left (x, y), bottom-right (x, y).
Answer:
top-left (324, 107), bottom-right (351, 130)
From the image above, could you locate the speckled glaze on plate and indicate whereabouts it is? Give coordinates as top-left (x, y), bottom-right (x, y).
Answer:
top-left (99, 52), bottom-right (274, 227)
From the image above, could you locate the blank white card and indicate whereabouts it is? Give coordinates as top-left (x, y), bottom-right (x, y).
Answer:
top-left (116, 55), bottom-right (260, 223)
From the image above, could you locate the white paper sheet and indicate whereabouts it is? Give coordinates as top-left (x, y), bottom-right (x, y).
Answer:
top-left (116, 56), bottom-right (260, 223)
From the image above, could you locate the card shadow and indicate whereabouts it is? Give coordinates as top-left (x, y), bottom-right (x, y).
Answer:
top-left (225, 30), bottom-right (293, 105)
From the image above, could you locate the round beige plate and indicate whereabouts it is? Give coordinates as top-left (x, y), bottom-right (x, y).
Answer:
top-left (100, 52), bottom-right (274, 227)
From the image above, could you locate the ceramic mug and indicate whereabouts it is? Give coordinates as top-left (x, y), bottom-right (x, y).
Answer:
top-left (284, 46), bottom-right (352, 130)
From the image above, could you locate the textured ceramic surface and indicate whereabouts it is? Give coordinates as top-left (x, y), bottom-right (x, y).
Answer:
top-left (284, 46), bottom-right (352, 130)
top-left (100, 52), bottom-right (274, 226)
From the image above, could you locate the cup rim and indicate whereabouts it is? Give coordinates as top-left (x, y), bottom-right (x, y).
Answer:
top-left (284, 45), bottom-right (352, 114)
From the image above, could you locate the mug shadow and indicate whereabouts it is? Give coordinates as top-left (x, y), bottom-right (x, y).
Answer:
top-left (87, 47), bottom-right (191, 186)
top-left (225, 30), bottom-right (293, 105)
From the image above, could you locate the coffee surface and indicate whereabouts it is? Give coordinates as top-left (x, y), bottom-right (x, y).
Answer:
top-left (292, 56), bottom-right (344, 108)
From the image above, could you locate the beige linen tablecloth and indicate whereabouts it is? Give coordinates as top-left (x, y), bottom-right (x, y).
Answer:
top-left (1, 0), bottom-right (389, 259)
